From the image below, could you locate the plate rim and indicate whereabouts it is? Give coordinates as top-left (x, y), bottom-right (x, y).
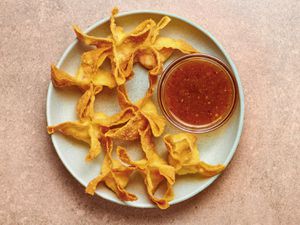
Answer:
top-left (46, 9), bottom-right (245, 208)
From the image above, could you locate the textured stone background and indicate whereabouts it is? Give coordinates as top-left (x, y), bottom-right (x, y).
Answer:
top-left (0, 0), bottom-right (299, 224)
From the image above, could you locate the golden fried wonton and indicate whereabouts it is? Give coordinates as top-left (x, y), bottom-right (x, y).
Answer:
top-left (48, 85), bottom-right (105, 161)
top-left (73, 7), bottom-right (198, 86)
top-left (164, 133), bottom-right (225, 177)
top-left (86, 137), bottom-right (137, 201)
top-left (103, 85), bottom-right (166, 140)
top-left (51, 46), bottom-right (116, 92)
top-left (117, 126), bottom-right (175, 209)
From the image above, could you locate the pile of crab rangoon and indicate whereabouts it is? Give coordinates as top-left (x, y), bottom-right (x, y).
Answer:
top-left (48, 8), bottom-right (225, 209)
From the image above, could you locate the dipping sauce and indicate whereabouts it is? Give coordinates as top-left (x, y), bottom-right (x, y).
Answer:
top-left (158, 54), bottom-right (237, 133)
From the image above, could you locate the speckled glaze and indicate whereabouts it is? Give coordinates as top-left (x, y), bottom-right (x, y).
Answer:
top-left (0, 0), bottom-right (299, 224)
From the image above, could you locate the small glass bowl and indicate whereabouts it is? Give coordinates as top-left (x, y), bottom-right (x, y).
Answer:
top-left (157, 54), bottom-right (238, 133)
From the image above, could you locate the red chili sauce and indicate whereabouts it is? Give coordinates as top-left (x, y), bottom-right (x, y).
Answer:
top-left (164, 60), bottom-right (234, 126)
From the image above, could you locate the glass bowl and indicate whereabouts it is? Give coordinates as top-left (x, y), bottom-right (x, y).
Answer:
top-left (157, 54), bottom-right (238, 133)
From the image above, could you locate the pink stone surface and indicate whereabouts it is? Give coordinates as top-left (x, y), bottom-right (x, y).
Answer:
top-left (0, 0), bottom-right (299, 224)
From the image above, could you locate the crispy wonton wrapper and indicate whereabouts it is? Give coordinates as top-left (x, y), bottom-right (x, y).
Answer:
top-left (74, 8), bottom-right (157, 85)
top-left (73, 7), bottom-right (198, 85)
top-left (85, 137), bottom-right (137, 201)
top-left (103, 85), bottom-right (166, 140)
top-left (117, 126), bottom-right (175, 209)
top-left (109, 8), bottom-right (160, 84)
top-left (48, 85), bottom-right (105, 161)
top-left (73, 25), bottom-right (113, 48)
top-left (164, 133), bottom-right (225, 177)
top-left (51, 46), bottom-right (116, 92)
top-left (135, 16), bottom-right (198, 75)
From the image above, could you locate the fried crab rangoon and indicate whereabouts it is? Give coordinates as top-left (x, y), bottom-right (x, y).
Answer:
top-left (47, 8), bottom-right (225, 209)
top-left (47, 85), bottom-right (105, 161)
top-left (73, 7), bottom-right (198, 85)
top-left (51, 46), bottom-right (116, 92)
top-left (85, 137), bottom-right (137, 201)
top-left (164, 133), bottom-right (225, 176)
top-left (101, 84), bottom-right (166, 140)
top-left (117, 126), bottom-right (175, 209)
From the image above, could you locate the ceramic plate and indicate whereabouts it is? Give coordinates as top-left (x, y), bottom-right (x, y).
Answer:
top-left (47, 10), bottom-right (244, 208)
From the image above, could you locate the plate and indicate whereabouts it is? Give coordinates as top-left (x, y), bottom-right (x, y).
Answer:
top-left (47, 10), bottom-right (244, 208)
